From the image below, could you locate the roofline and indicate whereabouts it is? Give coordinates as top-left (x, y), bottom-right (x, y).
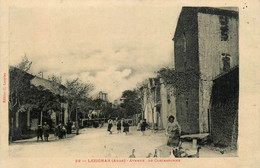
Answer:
top-left (173, 7), bottom-right (238, 40)
top-left (9, 66), bottom-right (67, 89)
top-left (212, 65), bottom-right (239, 81)
top-left (182, 7), bottom-right (238, 17)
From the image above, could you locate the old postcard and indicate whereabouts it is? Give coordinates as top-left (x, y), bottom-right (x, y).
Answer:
top-left (1, 0), bottom-right (259, 168)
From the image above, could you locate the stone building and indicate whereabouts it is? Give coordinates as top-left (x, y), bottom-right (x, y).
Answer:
top-left (140, 78), bottom-right (177, 129)
top-left (98, 91), bottom-right (108, 101)
top-left (173, 7), bottom-right (238, 133)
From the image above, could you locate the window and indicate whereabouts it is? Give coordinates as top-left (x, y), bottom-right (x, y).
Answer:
top-left (221, 53), bottom-right (231, 72)
top-left (219, 16), bottom-right (229, 41)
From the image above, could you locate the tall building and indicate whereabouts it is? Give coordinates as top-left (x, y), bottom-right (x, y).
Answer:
top-left (173, 7), bottom-right (238, 134)
top-left (98, 91), bottom-right (108, 101)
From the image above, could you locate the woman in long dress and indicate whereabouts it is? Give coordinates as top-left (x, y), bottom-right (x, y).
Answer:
top-left (107, 119), bottom-right (113, 134)
top-left (166, 115), bottom-right (181, 147)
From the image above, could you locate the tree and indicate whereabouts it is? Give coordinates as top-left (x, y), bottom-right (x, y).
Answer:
top-left (22, 85), bottom-right (62, 125)
top-left (65, 78), bottom-right (94, 123)
top-left (157, 67), bottom-right (200, 96)
top-left (9, 55), bottom-right (32, 141)
top-left (9, 55), bottom-right (32, 115)
top-left (120, 90), bottom-right (142, 118)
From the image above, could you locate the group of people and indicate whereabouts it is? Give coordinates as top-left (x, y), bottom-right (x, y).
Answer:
top-left (36, 122), bottom-right (50, 142)
top-left (55, 123), bottom-right (68, 139)
top-left (107, 118), bottom-right (150, 136)
top-left (107, 115), bottom-right (181, 147)
top-left (107, 118), bottom-right (131, 135)
top-left (36, 121), bottom-right (74, 142)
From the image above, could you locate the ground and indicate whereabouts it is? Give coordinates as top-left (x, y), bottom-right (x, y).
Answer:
top-left (9, 125), bottom-right (237, 158)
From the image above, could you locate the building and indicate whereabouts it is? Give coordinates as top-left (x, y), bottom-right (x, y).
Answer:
top-left (30, 76), bottom-right (69, 129)
top-left (173, 7), bottom-right (238, 134)
top-left (9, 66), bottom-right (69, 140)
top-left (140, 77), bottom-right (177, 129)
top-left (98, 91), bottom-right (108, 101)
top-left (210, 66), bottom-right (238, 147)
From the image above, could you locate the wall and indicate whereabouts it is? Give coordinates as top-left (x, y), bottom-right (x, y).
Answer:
top-left (174, 9), bottom-right (200, 134)
top-left (198, 12), bottom-right (238, 133)
top-left (198, 13), bottom-right (238, 80)
top-left (174, 9), bottom-right (199, 72)
top-left (210, 68), bottom-right (238, 147)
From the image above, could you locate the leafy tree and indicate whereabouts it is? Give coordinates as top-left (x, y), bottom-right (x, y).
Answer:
top-left (65, 78), bottom-right (94, 122)
top-left (9, 56), bottom-right (33, 141)
top-left (157, 67), bottom-right (200, 95)
top-left (120, 90), bottom-right (142, 117)
top-left (21, 85), bottom-right (62, 125)
top-left (9, 55), bottom-right (32, 115)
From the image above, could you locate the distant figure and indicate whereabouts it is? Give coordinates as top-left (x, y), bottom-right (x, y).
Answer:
top-left (123, 120), bottom-right (129, 135)
top-left (141, 119), bottom-right (148, 136)
top-left (42, 122), bottom-right (50, 142)
top-left (36, 125), bottom-right (43, 142)
top-left (116, 119), bottom-right (121, 134)
top-left (137, 120), bottom-right (141, 131)
top-left (166, 115), bottom-right (181, 147)
top-left (58, 123), bottom-right (63, 139)
top-left (107, 119), bottom-right (113, 134)
top-left (67, 121), bottom-right (72, 134)
top-left (62, 125), bottom-right (67, 138)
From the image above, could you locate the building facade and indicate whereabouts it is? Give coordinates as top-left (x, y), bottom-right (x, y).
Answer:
top-left (173, 7), bottom-right (238, 133)
top-left (9, 67), bottom-right (69, 136)
top-left (141, 78), bottom-right (177, 129)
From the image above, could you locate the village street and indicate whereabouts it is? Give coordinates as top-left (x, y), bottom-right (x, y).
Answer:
top-left (9, 125), bottom-right (236, 158)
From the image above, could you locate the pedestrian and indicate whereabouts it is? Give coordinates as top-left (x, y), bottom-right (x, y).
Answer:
top-left (141, 119), bottom-right (148, 136)
top-left (116, 119), bottom-right (121, 134)
top-left (107, 119), bottom-right (113, 134)
top-left (137, 119), bottom-right (142, 131)
top-left (42, 122), bottom-right (50, 142)
top-left (62, 125), bottom-right (67, 138)
top-left (36, 125), bottom-right (43, 142)
top-left (165, 115), bottom-right (181, 147)
top-left (58, 123), bottom-right (63, 139)
top-left (67, 120), bottom-right (72, 134)
top-left (123, 119), bottom-right (129, 135)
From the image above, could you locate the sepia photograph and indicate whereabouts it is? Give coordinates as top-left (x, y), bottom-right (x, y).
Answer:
top-left (7, 6), bottom-right (238, 158)
top-left (1, 1), bottom-right (259, 168)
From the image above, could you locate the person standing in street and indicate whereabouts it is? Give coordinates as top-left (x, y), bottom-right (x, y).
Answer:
top-left (141, 119), bottom-right (148, 136)
top-left (36, 125), bottom-right (43, 142)
top-left (42, 122), bottom-right (50, 142)
top-left (165, 115), bottom-right (181, 147)
top-left (116, 119), bottom-right (121, 134)
top-left (123, 119), bottom-right (129, 135)
top-left (107, 119), bottom-right (113, 134)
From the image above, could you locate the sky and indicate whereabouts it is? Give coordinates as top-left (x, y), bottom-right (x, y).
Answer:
top-left (9, 2), bottom-right (182, 101)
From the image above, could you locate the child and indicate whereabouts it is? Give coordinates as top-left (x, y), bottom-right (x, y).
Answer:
top-left (107, 119), bottom-right (113, 134)
top-left (116, 119), bottom-right (121, 134)
top-left (141, 119), bottom-right (148, 136)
